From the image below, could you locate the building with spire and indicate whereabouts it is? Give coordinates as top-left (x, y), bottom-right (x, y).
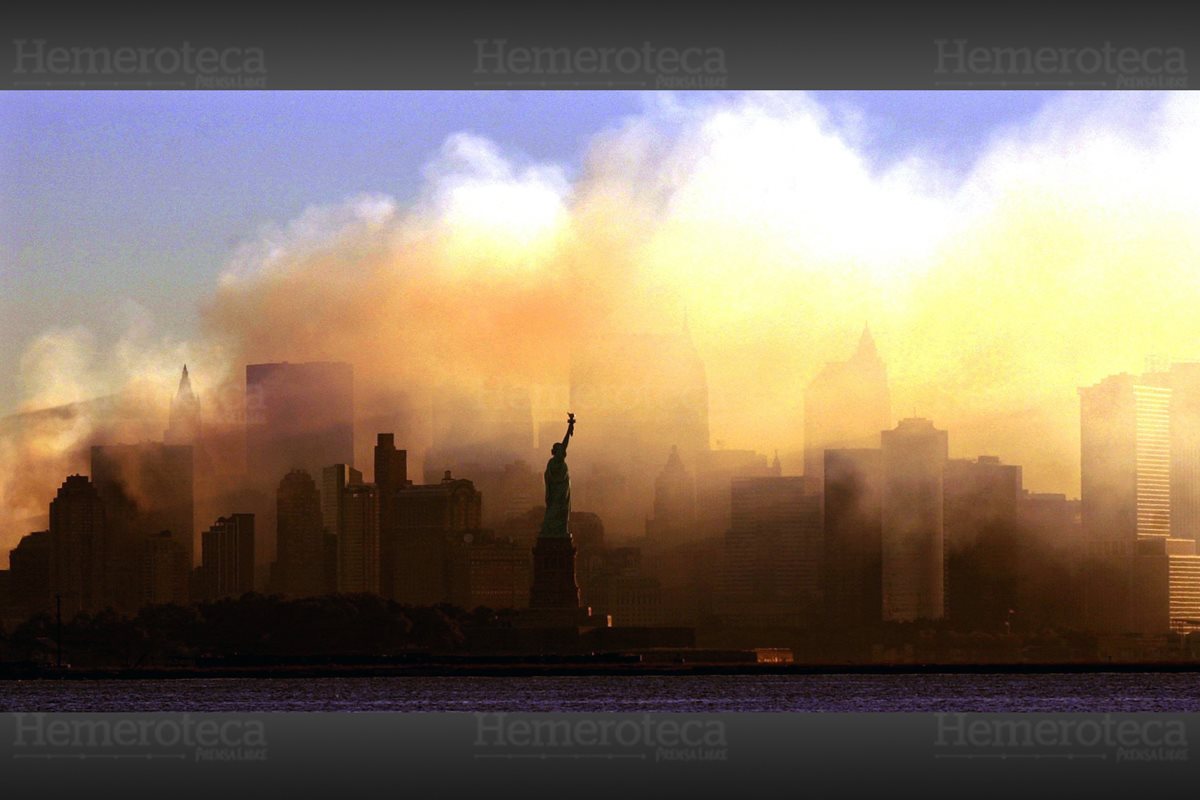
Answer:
top-left (165, 365), bottom-right (201, 445)
top-left (645, 445), bottom-right (696, 543)
top-left (804, 326), bottom-right (892, 484)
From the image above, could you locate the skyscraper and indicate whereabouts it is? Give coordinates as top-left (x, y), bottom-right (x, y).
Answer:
top-left (245, 361), bottom-right (354, 488)
top-left (823, 448), bottom-right (882, 628)
top-left (91, 442), bottom-right (194, 612)
top-left (881, 418), bottom-right (947, 622)
top-left (1078, 371), bottom-right (1199, 633)
top-left (1080, 372), bottom-right (1171, 542)
top-left (275, 469), bottom-right (325, 598)
top-left (49, 475), bottom-right (106, 616)
top-left (199, 513), bottom-right (255, 600)
top-left (338, 483), bottom-right (380, 594)
top-left (322, 463), bottom-right (363, 537)
top-left (645, 445), bottom-right (696, 543)
top-left (720, 476), bottom-right (823, 627)
top-left (393, 471), bottom-right (482, 604)
top-left (943, 456), bottom-right (1022, 630)
top-left (804, 326), bottom-right (891, 484)
top-left (1169, 362), bottom-right (1200, 541)
top-left (374, 433), bottom-right (408, 599)
top-left (693, 448), bottom-right (780, 540)
top-left (165, 365), bottom-right (201, 445)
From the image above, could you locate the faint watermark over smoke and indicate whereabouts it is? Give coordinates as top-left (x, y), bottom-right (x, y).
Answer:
top-left (934, 714), bottom-right (1189, 764)
top-left (11, 713), bottom-right (268, 763)
top-left (11, 39), bottom-right (267, 88)
top-left (473, 39), bottom-right (727, 88)
top-left (933, 39), bottom-right (1187, 88)
top-left (474, 713), bottom-right (728, 763)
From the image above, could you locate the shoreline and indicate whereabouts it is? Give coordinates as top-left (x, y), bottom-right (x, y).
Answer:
top-left (4, 661), bottom-right (1200, 680)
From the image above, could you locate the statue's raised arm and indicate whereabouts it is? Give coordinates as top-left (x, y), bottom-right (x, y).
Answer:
top-left (561, 412), bottom-right (575, 454)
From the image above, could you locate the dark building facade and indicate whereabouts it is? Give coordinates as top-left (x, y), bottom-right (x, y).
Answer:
top-left (823, 448), bottom-right (882, 629)
top-left (49, 475), bottom-right (106, 617)
top-left (943, 456), bottom-right (1023, 631)
top-left (275, 469), bottom-right (325, 598)
top-left (8, 531), bottom-right (52, 620)
top-left (720, 476), bottom-right (823, 627)
top-left (392, 472), bottom-right (482, 604)
top-left (374, 433), bottom-right (409, 599)
top-left (881, 418), bottom-right (947, 622)
top-left (198, 513), bottom-right (255, 601)
top-left (91, 442), bottom-right (194, 613)
top-left (338, 483), bottom-right (380, 594)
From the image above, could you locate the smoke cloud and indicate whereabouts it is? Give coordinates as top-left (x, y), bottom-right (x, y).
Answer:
top-left (4, 91), bottom-right (1200, 563)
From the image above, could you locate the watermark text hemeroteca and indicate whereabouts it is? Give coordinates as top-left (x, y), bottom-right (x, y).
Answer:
top-left (12, 714), bottom-right (267, 763)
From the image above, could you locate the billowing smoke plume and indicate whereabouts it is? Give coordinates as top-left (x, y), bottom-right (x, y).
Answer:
top-left (4, 92), bottom-right (1200, 562)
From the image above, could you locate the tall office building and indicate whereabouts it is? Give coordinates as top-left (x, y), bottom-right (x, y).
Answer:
top-left (943, 456), bottom-right (1022, 630)
top-left (823, 449), bottom-right (882, 628)
top-left (338, 483), bottom-right (380, 594)
top-left (275, 470), bottom-right (325, 598)
top-left (1079, 373), bottom-right (1171, 542)
top-left (48, 475), bottom-right (106, 616)
top-left (245, 361), bottom-right (354, 488)
top-left (720, 476), bottom-right (823, 626)
top-left (693, 448), bottom-right (780, 540)
top-left (880, 418), bottom-right (947, 622)
top-left (804, 326), bottom-right (891, 484)
top-left (164, 365), bottom-right (201, 445)
top-left (393, 472), bottom-right (482, 604)
top-left (198, 514), bottom-right (255, 600)
top-left (374, 433), bottom-right (408, 599)
top-left (322, 464), bottom-right (363, 536)
top-left (91, 442), bottom-right (194, 612)
top-left (1170, 362), bottom-right (1200, 541)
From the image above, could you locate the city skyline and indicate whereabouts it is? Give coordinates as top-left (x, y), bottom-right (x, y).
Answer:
top-left (4, 91), bottom-right (1200, 550)
top-left (4, 91), bottom-right (1200, 660)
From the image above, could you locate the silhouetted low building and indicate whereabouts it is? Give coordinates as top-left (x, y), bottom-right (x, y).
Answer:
top-left (143, 531), bottom-right (190, 606)
top-left (447, 531), bottom-right (532, 611)
top-left (9, 531), bottom-right (53, 621)
top-left (198, 514), bottom-right (255, 601)
top-left (393, 471), bottom-right (481, 604)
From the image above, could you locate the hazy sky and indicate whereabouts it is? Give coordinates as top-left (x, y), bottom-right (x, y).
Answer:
top-left (5, 87), bottom-right (1196, 530)
top-left (1, 90), bottom-right (1056, 417)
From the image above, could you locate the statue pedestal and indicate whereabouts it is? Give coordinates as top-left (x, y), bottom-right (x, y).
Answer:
top-left (529, 535), bottom-right (581, 610)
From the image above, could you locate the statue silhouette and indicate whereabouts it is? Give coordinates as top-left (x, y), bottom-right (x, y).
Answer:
top-left (539, 413), bottom-right (574, 538)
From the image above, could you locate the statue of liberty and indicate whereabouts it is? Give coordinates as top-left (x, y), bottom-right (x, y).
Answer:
top-left (539, 413), bottom-right (575, 538)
